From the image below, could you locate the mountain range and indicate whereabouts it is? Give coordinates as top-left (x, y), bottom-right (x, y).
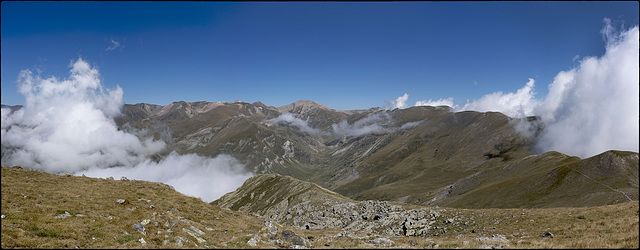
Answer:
top-left (104, 100), bottom-right (638, 208)
top-left (2, 100), bottom-right (638, 248)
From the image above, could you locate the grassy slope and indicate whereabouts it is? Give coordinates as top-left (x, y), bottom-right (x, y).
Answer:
top-left (2, 166), bottom-right (638, 249)
top-left (0, 166), bottom-right (281, 249)
top-left (212, 172), bottom-right (640, 249)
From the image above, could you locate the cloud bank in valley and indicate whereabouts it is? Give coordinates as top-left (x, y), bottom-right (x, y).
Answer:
top-left (0, 58), bottom-right (252, 202)
top-left (78, 152), bottom-right (252, 203)
top-left (389, 20), bottom-right (639, 158)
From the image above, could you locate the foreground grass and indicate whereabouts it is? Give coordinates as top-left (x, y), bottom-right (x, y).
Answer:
top-left (2, 166), bottom-right (638, 248)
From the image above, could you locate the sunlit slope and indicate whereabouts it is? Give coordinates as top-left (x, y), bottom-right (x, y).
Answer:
top-left (211, 171), bottom-right (639, 249)
top-left (0, 166), bottom-right (273, 248)
top-left (3, 166), bottom-right (638, 249)
top-left (211, 174), bottom-right (352, 217)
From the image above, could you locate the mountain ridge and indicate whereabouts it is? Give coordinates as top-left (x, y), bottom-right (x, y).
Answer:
top-left (2, 100), bottom-right (638, 209)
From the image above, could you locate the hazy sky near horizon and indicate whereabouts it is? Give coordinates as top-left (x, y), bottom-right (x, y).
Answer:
top-left (2, 1), bottom-right (638, 111)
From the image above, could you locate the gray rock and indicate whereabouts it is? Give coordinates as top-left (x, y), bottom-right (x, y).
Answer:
top-left (262, 220), bottom-right (278, 239)
top-left (290, 245), bottom-right (309, 249)
top-left (247, 237), bottom-right (258, 247)
top-left (55, 211), bottom-right (71, 219)
top-left (490, 234), bottom-right (509, 242)
top-left (116, 199), bottom-right (126, 205)
top-left (133, 223), bottom-right (145, 234)
top-left (281, 230), bottom-right (305, 246)
top-left (182, 228), bottom-right (206, 244)
top-left (480, 243), bottom-right (502, 249)
top-left (368, 237), bottom-right (394, 247)
top-left (190, 226), bottom-right (205, 236)
top-left (336, 230), bottom-right (360, 239)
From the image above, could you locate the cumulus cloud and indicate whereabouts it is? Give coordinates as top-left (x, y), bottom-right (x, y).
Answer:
top-left (1, 58), bottom-right (252, 202)
top-left (389, 93), bottom-right (409, 110)
top-left (268, 113), bottom-right (323, 135)
top-left (533, 20), bottom-right (639, 157)
top-left (459, 78), bottom-right (537, 118)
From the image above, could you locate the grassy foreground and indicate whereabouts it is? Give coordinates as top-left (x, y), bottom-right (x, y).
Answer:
top-left (2, 166), bottom-right (638, 249)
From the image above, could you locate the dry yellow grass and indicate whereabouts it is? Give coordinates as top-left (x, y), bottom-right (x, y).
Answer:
top-left (2, 166), bottom-right (638, 249)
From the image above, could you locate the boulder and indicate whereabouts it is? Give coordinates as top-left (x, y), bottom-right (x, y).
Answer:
top-left (368, 237), bottom-right (394, 247)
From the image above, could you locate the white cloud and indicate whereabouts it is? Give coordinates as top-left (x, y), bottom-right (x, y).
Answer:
top-left (389, 93), bottom-right (409, 110)
top-left (533, 21), bottom-right (639, 158)
top-left (331, 112), bottom-right (422, 138)
top-left (332, 112), bottom-right (392, 137)
top-left (78, 152), bottom-right (252, 203)
top-left (268, 113), bottom-right (323, 135)
top-left (389, 20), bottom-right (639, 158)
top-left (1, 58), bottom-right (252, 202)
top-left (415, 97), bottom-right (456, 108)
top-left (106, 38), bottom-right (121, 51)
top-left (458, 78), bottom-right (537, 118)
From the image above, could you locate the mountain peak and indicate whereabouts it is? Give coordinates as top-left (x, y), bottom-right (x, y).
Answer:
top-left (277, 100), bottom-right (332, 113)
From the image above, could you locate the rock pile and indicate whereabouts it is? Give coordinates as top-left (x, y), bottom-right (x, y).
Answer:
top-left (244, 220), bottom-right (312, 249)
top-left (262, 199), bottom-right (447, 237)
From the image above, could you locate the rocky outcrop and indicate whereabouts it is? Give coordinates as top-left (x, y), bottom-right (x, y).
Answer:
top-left (213, 174), bottom-right (458, 237)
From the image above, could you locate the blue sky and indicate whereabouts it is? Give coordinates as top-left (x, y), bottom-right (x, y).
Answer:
top-left (2, 1), bottom-right (638, 110)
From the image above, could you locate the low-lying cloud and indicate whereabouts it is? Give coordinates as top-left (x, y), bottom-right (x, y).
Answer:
top-left (78, 152), bottom-right (252, 202)
top-left (1, 58), bottom-right (252, 202)
top-left (269, 111), bottom-right (422, 138)
top-left (331, 112), bottom-right (422, 138)
top-left (331, 112), bottom-right (394, 137)
top-left (388, 19), bottom-right (639, 158)
top-left (415, 97), bottom-right (456, 109)
top-left (267, 113), bottom-right (323, 135)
